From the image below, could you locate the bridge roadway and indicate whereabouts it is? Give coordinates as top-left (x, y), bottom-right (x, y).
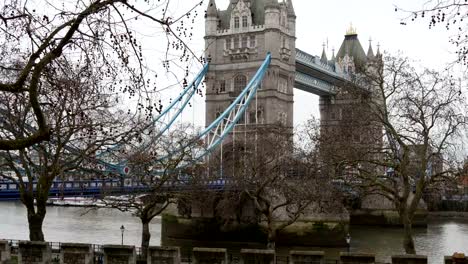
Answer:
top-left (0, 177), bottom-right (356, 201)
top-left (0, 178), bottom-right (233, 201)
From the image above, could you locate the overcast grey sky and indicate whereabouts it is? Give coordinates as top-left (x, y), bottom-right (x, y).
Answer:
top-left (165, 0), bottom-right (460, 127)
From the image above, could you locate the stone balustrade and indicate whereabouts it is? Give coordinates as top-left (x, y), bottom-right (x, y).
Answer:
top-left (240, 249), bottom-right (275, 264)
top-left (102, 245), bottom-right (136, 264)
top-left (60, 243), bottom-right (94, 264)
top-left (340, 252), bottom-right (375, 264)
top-left (392, 254), bottom-right (428, 264)
top-left (0, 240), bottom-right (11, 263)
top-left (18, 241), bottom-right (52, 264)
top-left (290, 250), bottom-right (324, 264)
top-left (445, 253), bottom-right (468, 264)
top-left (192, 247), bottom-right (227, 264)
top-left (3, 240), bottom-right (467, 264)
top-left (147, 246), bottom-right (180, 264)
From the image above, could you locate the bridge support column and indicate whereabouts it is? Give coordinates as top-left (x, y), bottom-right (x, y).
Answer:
top-left (60, 243), bottom-right (93, 264)
top-left (102, 245), bottom-right (136, 264)
top-left (18, 241), bottom-right (51, 264)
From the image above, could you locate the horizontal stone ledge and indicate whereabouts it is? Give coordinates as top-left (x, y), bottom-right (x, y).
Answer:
top-left (102, 244), bottom-right (136, 254)
top-left (60, 243), bottom-right (92, 249)
top-left (18, 240), bottom-right (50, 248)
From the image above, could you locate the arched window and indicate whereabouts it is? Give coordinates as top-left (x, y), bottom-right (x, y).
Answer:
top-left (234, 75), bottom-right (247, 94)
top-left (242, 16), bottom-right (248, 27)
top-left (234, 17), bottom-right (240, 28)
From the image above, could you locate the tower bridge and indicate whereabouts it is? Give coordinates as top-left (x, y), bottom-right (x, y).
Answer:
top-left (205, 0), bottom-right (381, 150)
top-left (0, 0), bottom-right (382, 202)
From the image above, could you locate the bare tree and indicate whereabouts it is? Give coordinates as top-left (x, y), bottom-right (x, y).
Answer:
top-left (331, 54), bottom-right (467, 254)
top-left (99, 124), bottom-right (204, 259)
top-left (215, 126), bottom-right (324, 249)
top-left (397, 0), bottom-right (468, 66)
top-left (0, 0), bottom-right (203, 150)
top-left (0, 67), bottom-right (128, 241)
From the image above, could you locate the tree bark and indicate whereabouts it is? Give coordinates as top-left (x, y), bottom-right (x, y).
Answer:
top-left (266, 216), bottom-right (276, 249)
top-left (141, 218), bottom-right (151, 261)
top-left (27, 210), bottom-right (45, 241)
top-left (266, 230), bottom-right (276, 249)
top-left (402, 213), bottom-right (416, 254)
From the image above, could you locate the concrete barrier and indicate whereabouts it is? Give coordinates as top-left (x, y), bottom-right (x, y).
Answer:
top-left (0, 240), bottom-right (11, 263)
top-left (60, 243), bottom-right (93, 264)
top-left (18, 241), bottom-right (52, 264)
top-left (391, 254), bottom-right (427, 264)
top-left (340, 252), bottom-right (375, 263)
top-left (192, 248), bottom-right (227, 264)
top-left (240, 249), bottom-right (275, 264)
top-left (290, 251), bottom-right (324, 264)
top-left (102, 245), bottom-right (136, 264)
top-left (147, 246), bottom-right (180, 264)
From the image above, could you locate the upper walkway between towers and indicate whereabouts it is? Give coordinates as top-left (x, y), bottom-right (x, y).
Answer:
top-left (294, 48), bottom-right (350, 97)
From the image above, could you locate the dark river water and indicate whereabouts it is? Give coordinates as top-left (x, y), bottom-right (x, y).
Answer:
top-left (1, 201), bottom-right (467, 263)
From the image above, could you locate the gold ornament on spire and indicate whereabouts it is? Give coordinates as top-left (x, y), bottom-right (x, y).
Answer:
top-left (346, 23), bottom-right (357, 35)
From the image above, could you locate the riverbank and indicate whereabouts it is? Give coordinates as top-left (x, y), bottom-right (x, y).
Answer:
top-left (428, 211), bottom-right (468, 219)
top-left (1, 202), bottom-right (468, 263)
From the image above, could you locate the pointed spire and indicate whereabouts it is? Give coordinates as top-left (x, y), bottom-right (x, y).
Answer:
top-left (207, 0), bottom-right (218, 17)
top-left (376, 42), bottom-right (381, 56)
top-left (331, 48), bottom-right (336, 62)
top-left (367, 37), bottom-right (375, 59)
top-left (346, 22), bottom-right (357, 36)
top-left (287, 0), bottom-right (296, 17)
top-left (321, 43), bottom-right (328, 64)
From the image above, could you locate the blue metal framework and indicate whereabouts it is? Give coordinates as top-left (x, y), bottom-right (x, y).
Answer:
top-left (0, 54), bottom-right (270, 181)
top-left (149, 53), bottom-right (272, 171)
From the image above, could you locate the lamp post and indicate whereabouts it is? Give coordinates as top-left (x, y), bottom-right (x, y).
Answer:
top-left (120, 225), bottom-right (125, 245)
top-left (346, 233), bottom-right (351, 253)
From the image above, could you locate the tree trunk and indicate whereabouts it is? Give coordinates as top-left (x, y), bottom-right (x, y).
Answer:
top-left (266, 231), bottom-right (276, 250)
top-left (266, 218), bottom-right (276, 249)
top-left (27, 210), bottom-right (45, 241)
top-left (141, 219), bottom-right (151, 261)
top-left (402, 214), bottom-right (416, 254)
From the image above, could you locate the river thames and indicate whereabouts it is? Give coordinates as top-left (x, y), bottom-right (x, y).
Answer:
top-left (1, 201), bottom-right (467, 263)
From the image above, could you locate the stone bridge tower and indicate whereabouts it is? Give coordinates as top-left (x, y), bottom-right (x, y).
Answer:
top-left (319, 26), bottom-right (384, 178)
top-left (204, 0), bottom-right (296, 136)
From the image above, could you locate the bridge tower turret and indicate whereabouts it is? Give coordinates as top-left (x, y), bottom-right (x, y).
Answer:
top-left (319, 25), bottom-right (383, 178)
top-left (204, 0), bottom-right (296, 140)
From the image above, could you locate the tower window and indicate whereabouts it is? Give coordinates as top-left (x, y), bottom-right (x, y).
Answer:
top-left (242, 16), bottom-right (248, 27)
top-left (234, 17), bottom-right (240, 28)
top-left (220, 80), bottom-right (226, 92)
top-left (242, 36), bottom-right (248, 48)
top-left (234, 36), bottom-right (239, 49)
top-left (249, 107), bottom-right (264, 124)
top-left (234, 75), bottom-right (247, 94)
top-left (279, 75), bottom-right (288, 93)
top-left (250, 35), bottom-right (256, 48)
